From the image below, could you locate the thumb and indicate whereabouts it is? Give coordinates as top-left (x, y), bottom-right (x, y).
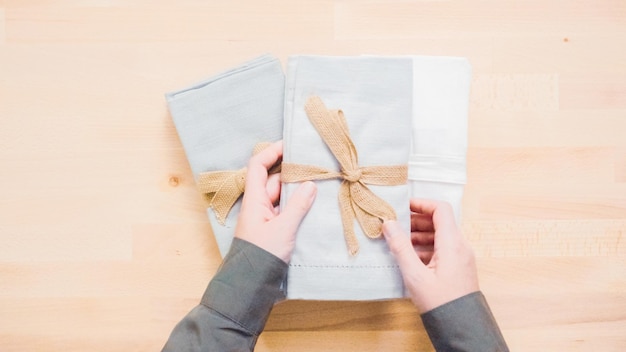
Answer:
top-left (382, 220), bottom-right (428, 277)
top-left (277, 181), bottom-right (317, 234)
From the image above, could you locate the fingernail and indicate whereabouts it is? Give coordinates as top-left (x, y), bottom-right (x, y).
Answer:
top-left (382, 220), bottom-right (401, 239)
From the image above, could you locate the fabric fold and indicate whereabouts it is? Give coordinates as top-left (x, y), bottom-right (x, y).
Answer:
top-left (281, 56), bottom-right (413, 300)
top-left (166, 55), bottom-right (285, 257)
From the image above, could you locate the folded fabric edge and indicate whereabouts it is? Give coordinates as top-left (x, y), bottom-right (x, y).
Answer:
top-left (290, 54), bottom-right (470, 65)
top-left (408, 154), bottom-right (467, 184)
top-left (164, 54), bottom-right (279, 101)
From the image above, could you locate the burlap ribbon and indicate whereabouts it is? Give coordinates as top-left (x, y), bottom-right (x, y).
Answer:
top-left (281, 96), bottom-right (408, 256)
top-left (197, 142), bottom-right (279, 225)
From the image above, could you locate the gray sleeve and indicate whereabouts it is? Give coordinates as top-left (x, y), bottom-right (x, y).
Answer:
top-left (162, 238), bottom-right (288, 352)
top-left (421, 291), bottom-right (509, 352)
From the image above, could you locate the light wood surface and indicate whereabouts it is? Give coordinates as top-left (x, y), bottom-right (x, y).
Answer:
top-left (1, 0), bottom-right (625, 351)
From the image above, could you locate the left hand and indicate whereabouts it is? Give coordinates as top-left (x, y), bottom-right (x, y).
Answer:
top-left (235, 140), bottom-right (317, 263)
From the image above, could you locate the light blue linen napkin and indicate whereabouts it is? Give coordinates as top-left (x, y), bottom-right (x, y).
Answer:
top-left (166, 55), bottom-right (284, 257)
top-left (281, 56), bottom-right (413, 300)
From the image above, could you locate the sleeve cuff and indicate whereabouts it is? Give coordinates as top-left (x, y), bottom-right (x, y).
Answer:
top-left (421, 291), bottom-right (509, 352)
top-left (201, 238), bottom-right (288, 335)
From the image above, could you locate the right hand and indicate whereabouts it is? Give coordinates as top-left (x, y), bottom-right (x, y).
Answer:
top-left (382, 199), bottom-right (479, 313)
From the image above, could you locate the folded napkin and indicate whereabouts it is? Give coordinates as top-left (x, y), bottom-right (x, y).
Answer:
top-left (408, 56), bottom-right (471, 221)
top-left (166, 55), bottom-right (285, 257)
top-left (281, 56), bottom-right (413, 300)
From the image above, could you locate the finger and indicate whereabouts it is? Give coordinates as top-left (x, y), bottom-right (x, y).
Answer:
top-left (411, 231), bottom-right (434, 246)
top-left (409, 198), bottom-right (439, 215)
top-left (245, 141), bottom-right (283, 199)
top-left (409, 198), bottom-right (459, 245)
top-left (275, 181), bottom-right (317, 235)
top-left (382, 220), bottom-right (429, 278)
top-left (266, 173), bottom-right (281, 206)
top-left (411, 213), bottom-right (434, 232)
top-left (254, 140), bottom-right (284, 169)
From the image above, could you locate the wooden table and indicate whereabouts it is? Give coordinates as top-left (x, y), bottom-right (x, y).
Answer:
top-left (1, 1), bottom-right (625, 350)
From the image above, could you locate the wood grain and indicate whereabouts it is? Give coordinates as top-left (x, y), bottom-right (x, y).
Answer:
top-left (1, 0), bottom-right (625, 350)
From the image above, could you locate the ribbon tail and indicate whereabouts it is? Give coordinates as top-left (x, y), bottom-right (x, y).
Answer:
top-left (197, 172), bottom-right (229, 207)
top-left (197, 171), bottom-right (237, 194)
top-left (353, 204), bottom-right (384, 239)
top-left (210, 189), bottom-right (243, 225)
top-left (305, 97), bottom-right (358, 172)
top-left (196, 167), bottom-right (247, 225)
top-left (350, 183), bottom-right (397, 238)
top-left (338, 182), bottom-right (360, 256)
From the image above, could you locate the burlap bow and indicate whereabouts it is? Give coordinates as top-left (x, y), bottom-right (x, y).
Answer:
top-left (197, 142), bottom-right (279, 225)
top-left (281, 96), bottom-right (408, 256)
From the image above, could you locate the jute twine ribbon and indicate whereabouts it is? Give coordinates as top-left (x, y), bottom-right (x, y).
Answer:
top-left (196, 142), bottom-right (279, 225)
top-left (281, 96), bottom-right (408, 256)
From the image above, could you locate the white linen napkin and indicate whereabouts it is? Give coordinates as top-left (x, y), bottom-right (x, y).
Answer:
top-left (166, 55), bottom-right (285, 257)
top-left (409, 56), bottom-right (471, 221)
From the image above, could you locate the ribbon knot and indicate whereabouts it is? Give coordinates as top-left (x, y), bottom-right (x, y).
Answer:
top-left (196, 142), bottom-right (279, 225)
top-left (343, 168), bottom-right (362, 183)
top-left (281, 96), bottom-right (408, 256)
top-left (196, 167), bottom-right (247, 225)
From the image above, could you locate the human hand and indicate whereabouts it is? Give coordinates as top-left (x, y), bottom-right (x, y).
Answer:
top-left (235, 141), bottom-right (317, 263)
top-left (382, 199), bottom-right (479, 313)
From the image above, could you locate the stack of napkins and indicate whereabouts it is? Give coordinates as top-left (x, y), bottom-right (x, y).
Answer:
top-left (166, 54), bottom-right (471, 301)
